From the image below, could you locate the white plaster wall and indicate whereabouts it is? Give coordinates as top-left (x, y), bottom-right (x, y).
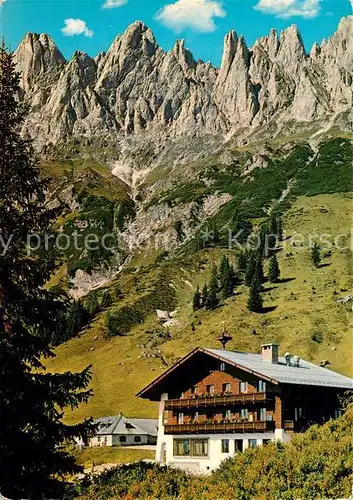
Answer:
top-left (112, 434), bottom-right (149, 446)
top-left (89, 434), bottom-right (149, 447)
top-left (163, 432), bottom-right (277, 472)
top-left (89, 435), bottom-right (113, 447)
top-left (155, 394), bottom-right (293, 473)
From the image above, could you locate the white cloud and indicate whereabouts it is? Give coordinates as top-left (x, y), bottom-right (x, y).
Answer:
top-left (61, 18), bottom-right (94, 38)
top-left (0, 0), bottom-right (6, 6)
top-left (254, 0), bottom-right (322, 19)
top-left (155, 0), bottom-right (226, 33)
top-left (102, 0), bottom-right (128, 9)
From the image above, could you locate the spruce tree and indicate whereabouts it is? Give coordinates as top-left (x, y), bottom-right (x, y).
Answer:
top-left (245, 252), bottom-right (257, 286)
top-left (114, 281), bottom-right (122, 299)
top-left (205, 267), bottom-right (219, 310)
top-left (238, 250), bottom-right (248, 274)
top-left (201, 283), bottom-right (209, 308)
top-left (311, 242), bottom-right (321, 268)
top-left (254, 256), bottom-right (265, 285)
top-left (248, 276), bottom-right (263, 312)
top-left (193, 286), bottom-right (202, 311)
top-left (101, 290), bottom-right (113, 309)
top-left (65, 300), bottom-right (89, 341)
top-left (219, 256), bottom-right (235, 298)
top-left (86, 291), bottom-right (99, 319)
top-left (268, 254), bottom-right (280, 283)
top-left (0, 45), bottom-right (94, 499)
top-left (277, 217), bottom-right (284, 241)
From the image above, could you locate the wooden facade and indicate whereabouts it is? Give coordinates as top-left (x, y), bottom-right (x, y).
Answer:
top-left (138, 345), bottom-right (352, 472)
top-left (153, 351), bottom-right (344, 435)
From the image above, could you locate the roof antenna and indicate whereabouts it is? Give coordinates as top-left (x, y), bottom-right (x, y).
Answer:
top-left (217, 323), bottom-right (233, 350)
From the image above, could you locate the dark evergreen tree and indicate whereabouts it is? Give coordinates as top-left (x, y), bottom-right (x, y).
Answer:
top-left (268, 254), bottom-right (281, 283)
top-left (114, 281), bottom-right (122, 299)
top-left (238, 250), bottom-right (248, 274)
top-left (277, 217), bottom-right (284, 241)
top-left (311, 243), bottom-right (321, 268)
top-left (0, 45), bottom-right (94, 499)
top-left (106, 311), bottom-right (121, 337)
top-left (201, 283), bottom-right (209, 308)
top-left (248, 276), bottom-right (263, 312)
top-left (219, 256), bottom-right (235, 299)
top-left (192, 286), bottom-right (202, 311)
top-left (85, 292), bottom-right (99, 319)
top-left (245, 252), bottom-right (257, 286)
top-left (101, 290), bottom-right (113, 309)
top-left (205, 267), bottom-right (219, 310)
top-left (65, 300), bottom-right (89, 341)
top-left (266, 221), bottom-right (277, 257)
top-left (254, 257), bottom-right (265, 285)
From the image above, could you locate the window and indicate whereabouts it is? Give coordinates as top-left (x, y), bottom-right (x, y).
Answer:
top-left (119, 436), bottom-right (126, 443)
top-left (194, 411), bottom-right (199, 422)
top-left (223, 409), bottom-right (231, 419)
top-left (134, 436), bottom-right (141, 443)
top-left (263, 439), bottom-right (271, 445)
top-left (220, 362), bottom-right (226, 372)
top-left (294, 408), bottom-right (304, 421)
top-left (206, 385), bottom-right (214, 395)
top-left (240, 408), bottom-right (248, 419)
top-left (258, 380), bottom-right (266, 392)
top-left (173, 439), bottom-right (208, 457)
top-left (174, 439), bottom-right (190, 456)
top-left (97, 436), bottom-right (101, 442)
top-left (334, 409), bottom-right (342, 419)
top-left (191, 386), bottom-right (198, 395)
top-left (193, 439), bottom-right (208, 457)
top-left (125, 422), bottom-right (135, 429)
top-left (178, 412), bottom-right (184, 424)
top-left (221, 439), bottom-right (230, 453)
top-left (234, 439), bottom-right (243, 453)
top-left (222, 383), bottom-right (231, 393)
top-left (248, 439), bottom-right (257, 448)
top-left (259, 408), bottom-right (267, 421)
top-left (240, 381), bottom-right (248, 393)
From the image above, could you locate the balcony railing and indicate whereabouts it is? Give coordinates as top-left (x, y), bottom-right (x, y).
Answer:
top-left (165, 392), bottom-right (271, 410)
top-left (164, 420), bottom-right (275, 435)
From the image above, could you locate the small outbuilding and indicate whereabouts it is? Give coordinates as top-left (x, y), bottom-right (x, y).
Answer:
top-left (89, 413), bottom-right (158, 447)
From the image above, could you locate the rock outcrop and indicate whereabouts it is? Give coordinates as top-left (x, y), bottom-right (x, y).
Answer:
top-left (14, 17), bottom-right (353, 147)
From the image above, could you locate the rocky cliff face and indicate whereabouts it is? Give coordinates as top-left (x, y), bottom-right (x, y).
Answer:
top-left (14, 18), bottom-right (353, 148)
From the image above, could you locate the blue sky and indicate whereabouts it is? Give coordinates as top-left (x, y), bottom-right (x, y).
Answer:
top-left (1, 0), bottom-right (352, 66)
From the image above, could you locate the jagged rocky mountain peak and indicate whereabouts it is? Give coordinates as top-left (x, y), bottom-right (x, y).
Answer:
top-left (14, 17), bottom-right (352, 147)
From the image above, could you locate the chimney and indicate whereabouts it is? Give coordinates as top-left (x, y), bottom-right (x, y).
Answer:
top-left (261, 343), bottom-right (279, 364)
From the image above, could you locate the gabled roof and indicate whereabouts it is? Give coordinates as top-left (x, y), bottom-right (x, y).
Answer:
top-left (205, 349), bottom-right (353, 389)
top-left (137, 347), bottom-right (353, 400)
top-left (94, 414), bottom-right (158, 436)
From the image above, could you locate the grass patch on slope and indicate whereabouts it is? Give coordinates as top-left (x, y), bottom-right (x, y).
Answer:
top-left (74, 447), bottom-right (155, 469)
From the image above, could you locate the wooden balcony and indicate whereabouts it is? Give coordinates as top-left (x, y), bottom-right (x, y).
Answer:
top-left (165, 392), bottom-right (271, 410)
top-left (164, 420), bottom-right (275, 435)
